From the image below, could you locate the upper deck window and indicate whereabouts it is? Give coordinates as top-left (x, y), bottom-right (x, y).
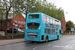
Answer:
top-left (50, 18), bottom-right (52, 23)
top-left (53, 19), bottom-right (55, 24)
top-left (47, 17), bottom-right (49, 22)
top-left (42, 15), bottom-right (47, 21)
top-left (59, 22), bottom-right (61, 25)
top-left (29, 14), bottom-right (39, 18)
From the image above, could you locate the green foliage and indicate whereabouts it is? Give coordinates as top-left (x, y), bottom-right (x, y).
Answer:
top-left (29, 0), bottom-right (64, 20)
top-left (1, 0), bottom-right (64, 20)
top-left (7, 33), bottom-right (12, 36)
top-left (66, 21), bottom-right (74, 32)
top-left (0, 34), bottom-right (2, 36)
top-left (15, 32), bottom-right (25, 36)
top-left (74, 24), bottom-right (75, 30)
top-left (7, 32), bottom-right (25, 36)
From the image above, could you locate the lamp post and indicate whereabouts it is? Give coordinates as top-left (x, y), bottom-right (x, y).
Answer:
top-left (12, 0), bottom-right (15, 40)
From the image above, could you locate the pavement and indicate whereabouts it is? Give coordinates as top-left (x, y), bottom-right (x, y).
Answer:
top-left (0, 38), bottom-right (26, 46)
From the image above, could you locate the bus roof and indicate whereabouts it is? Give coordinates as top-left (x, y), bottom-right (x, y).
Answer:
top-left (28, 13), bottom-right (60, 22)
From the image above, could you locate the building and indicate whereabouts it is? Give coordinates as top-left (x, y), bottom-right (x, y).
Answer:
top-left (0, 14), bottom-right (26, 31)
top-left (61, 17), bottom-right (66, 34)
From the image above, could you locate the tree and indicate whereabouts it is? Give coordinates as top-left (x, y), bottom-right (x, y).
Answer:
top-left (30, 0), bottom-right (64, 20)
top-left (0, 4), bottom-right (6, 31)
top-left (0, 0), bottom-right (36, 35)
top-left (66, 21), bottom-right (74, 32)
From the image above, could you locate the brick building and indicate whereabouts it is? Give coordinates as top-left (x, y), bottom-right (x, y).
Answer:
top-left (0, 14), bottom-right (26, 31)
top-left (61, 17), bottom-right (66, 34)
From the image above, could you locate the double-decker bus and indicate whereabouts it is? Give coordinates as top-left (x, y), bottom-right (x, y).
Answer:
top-left (25, 13), bottom-right (62, 42)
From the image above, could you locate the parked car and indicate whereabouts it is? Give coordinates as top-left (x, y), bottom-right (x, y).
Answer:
top-left (7, 28), bottom-right (25, 33)
top-left (7, 28), bottom-right (17, 33)
top-left (16, 28), bottom-right (25, 32)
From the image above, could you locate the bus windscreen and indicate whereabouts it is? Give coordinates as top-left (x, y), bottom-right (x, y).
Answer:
top-left (29, 14), bottom-right (39, 18)
top-left (27, 23), bottom-right (39, 29)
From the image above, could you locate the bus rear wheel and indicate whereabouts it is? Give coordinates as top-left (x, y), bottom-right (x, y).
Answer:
top-left (46, 36), bottom-right (48, 42)
top-left (57, 35), bottom-right (59, 40)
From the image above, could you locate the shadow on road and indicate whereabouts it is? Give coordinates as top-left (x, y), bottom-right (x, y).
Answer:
top-left (24, 39), bottom-right (59, 44)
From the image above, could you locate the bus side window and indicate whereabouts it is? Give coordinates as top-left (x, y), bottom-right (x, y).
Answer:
top-left (50, 29), bottom-right (52, 34)
top-left (50, 18), bottom-right (52, 23)
top-left (42, 15), bottom-right (47, 21)
top-left (45, 29), bottom-right (50, 34)
top-left (47, 17), bottom-right (49, 22)
top-left (52, 29), bottom-right (55, 34)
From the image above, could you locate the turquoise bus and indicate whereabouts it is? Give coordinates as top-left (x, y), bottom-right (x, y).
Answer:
top-left (25, 13), bottom-right (62, 42)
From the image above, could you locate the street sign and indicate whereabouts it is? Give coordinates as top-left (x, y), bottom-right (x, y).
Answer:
top-left (71, 28), bottom-right (74, 31)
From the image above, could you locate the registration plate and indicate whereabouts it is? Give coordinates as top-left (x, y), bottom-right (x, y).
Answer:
top-left (31, 39), bottom-right (34, 40)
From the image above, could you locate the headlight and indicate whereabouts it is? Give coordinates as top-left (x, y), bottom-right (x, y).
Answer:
top-left (39, 27), bottom-right (40, 29)
top-left (39, 19), bottom-right (40, 21)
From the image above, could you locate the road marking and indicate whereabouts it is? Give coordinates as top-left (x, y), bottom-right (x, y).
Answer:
top-left (33, 44), bottom-right (51, 50)
top-left (33, 47), bottom-right (37, 50)
top-left (65, 45), bottom-right (69, 47)
top-left (64, 44), bottom-right (73, 49)
top-left (53, 46), bottom-right (65, 47)
top-left (48, 44), bottom-right (50, 46)
top-left (53, 44), bottom-right (74, 49)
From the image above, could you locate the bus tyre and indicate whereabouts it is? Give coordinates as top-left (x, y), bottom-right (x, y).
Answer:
top-left (57, 35), bottom-right (59, 40)
top-left (46, 36), bottom-right (48, 42)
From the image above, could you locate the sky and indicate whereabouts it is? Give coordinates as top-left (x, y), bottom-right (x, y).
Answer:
top-left (46, 0), bottom-right (75, 24)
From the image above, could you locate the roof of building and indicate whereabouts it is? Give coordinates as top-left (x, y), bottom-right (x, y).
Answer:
top-left (8, 14), bottom-right (26, 19)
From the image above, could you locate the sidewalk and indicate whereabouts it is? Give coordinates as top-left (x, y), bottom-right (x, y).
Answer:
top-left (0, 38), bottom-right (26, 46)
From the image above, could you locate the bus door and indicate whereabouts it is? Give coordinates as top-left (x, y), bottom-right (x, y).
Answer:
top-left (50, 29), bottom-right (56, 39)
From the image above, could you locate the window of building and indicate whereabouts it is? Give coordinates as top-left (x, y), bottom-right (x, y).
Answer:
top-left (0, 22), bottom-right (3, 26)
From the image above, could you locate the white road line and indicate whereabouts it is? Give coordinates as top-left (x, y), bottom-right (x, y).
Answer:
top-left (65, 45), bottom-right (70, 47)
top-left (33, 44), bottom-right (51, 50)
top-left (33, 47), bottom-right (37, 50)
top-left (48, 44), bottom-right (50, 46)
top-left (64, 44), bottom-right (73, 49)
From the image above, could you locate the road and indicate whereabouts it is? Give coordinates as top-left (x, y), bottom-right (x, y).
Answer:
top-left (0, 35), bottom-right (75, 50)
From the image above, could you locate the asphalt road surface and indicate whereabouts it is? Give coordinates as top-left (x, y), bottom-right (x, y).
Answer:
top-left (0, 35), bottom-right (75, 50)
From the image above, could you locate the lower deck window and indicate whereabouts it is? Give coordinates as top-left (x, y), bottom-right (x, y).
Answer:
top-left (45, 29), bottom-right (55, 34)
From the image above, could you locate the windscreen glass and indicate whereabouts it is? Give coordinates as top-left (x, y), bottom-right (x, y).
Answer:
top-left (29, 14), bottom-right (39, 18)
top-left (27, 23), bottom-right (40, 29)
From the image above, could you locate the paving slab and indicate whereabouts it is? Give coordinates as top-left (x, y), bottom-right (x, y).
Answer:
top-left (0, 38), bottom-right (26, 46)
